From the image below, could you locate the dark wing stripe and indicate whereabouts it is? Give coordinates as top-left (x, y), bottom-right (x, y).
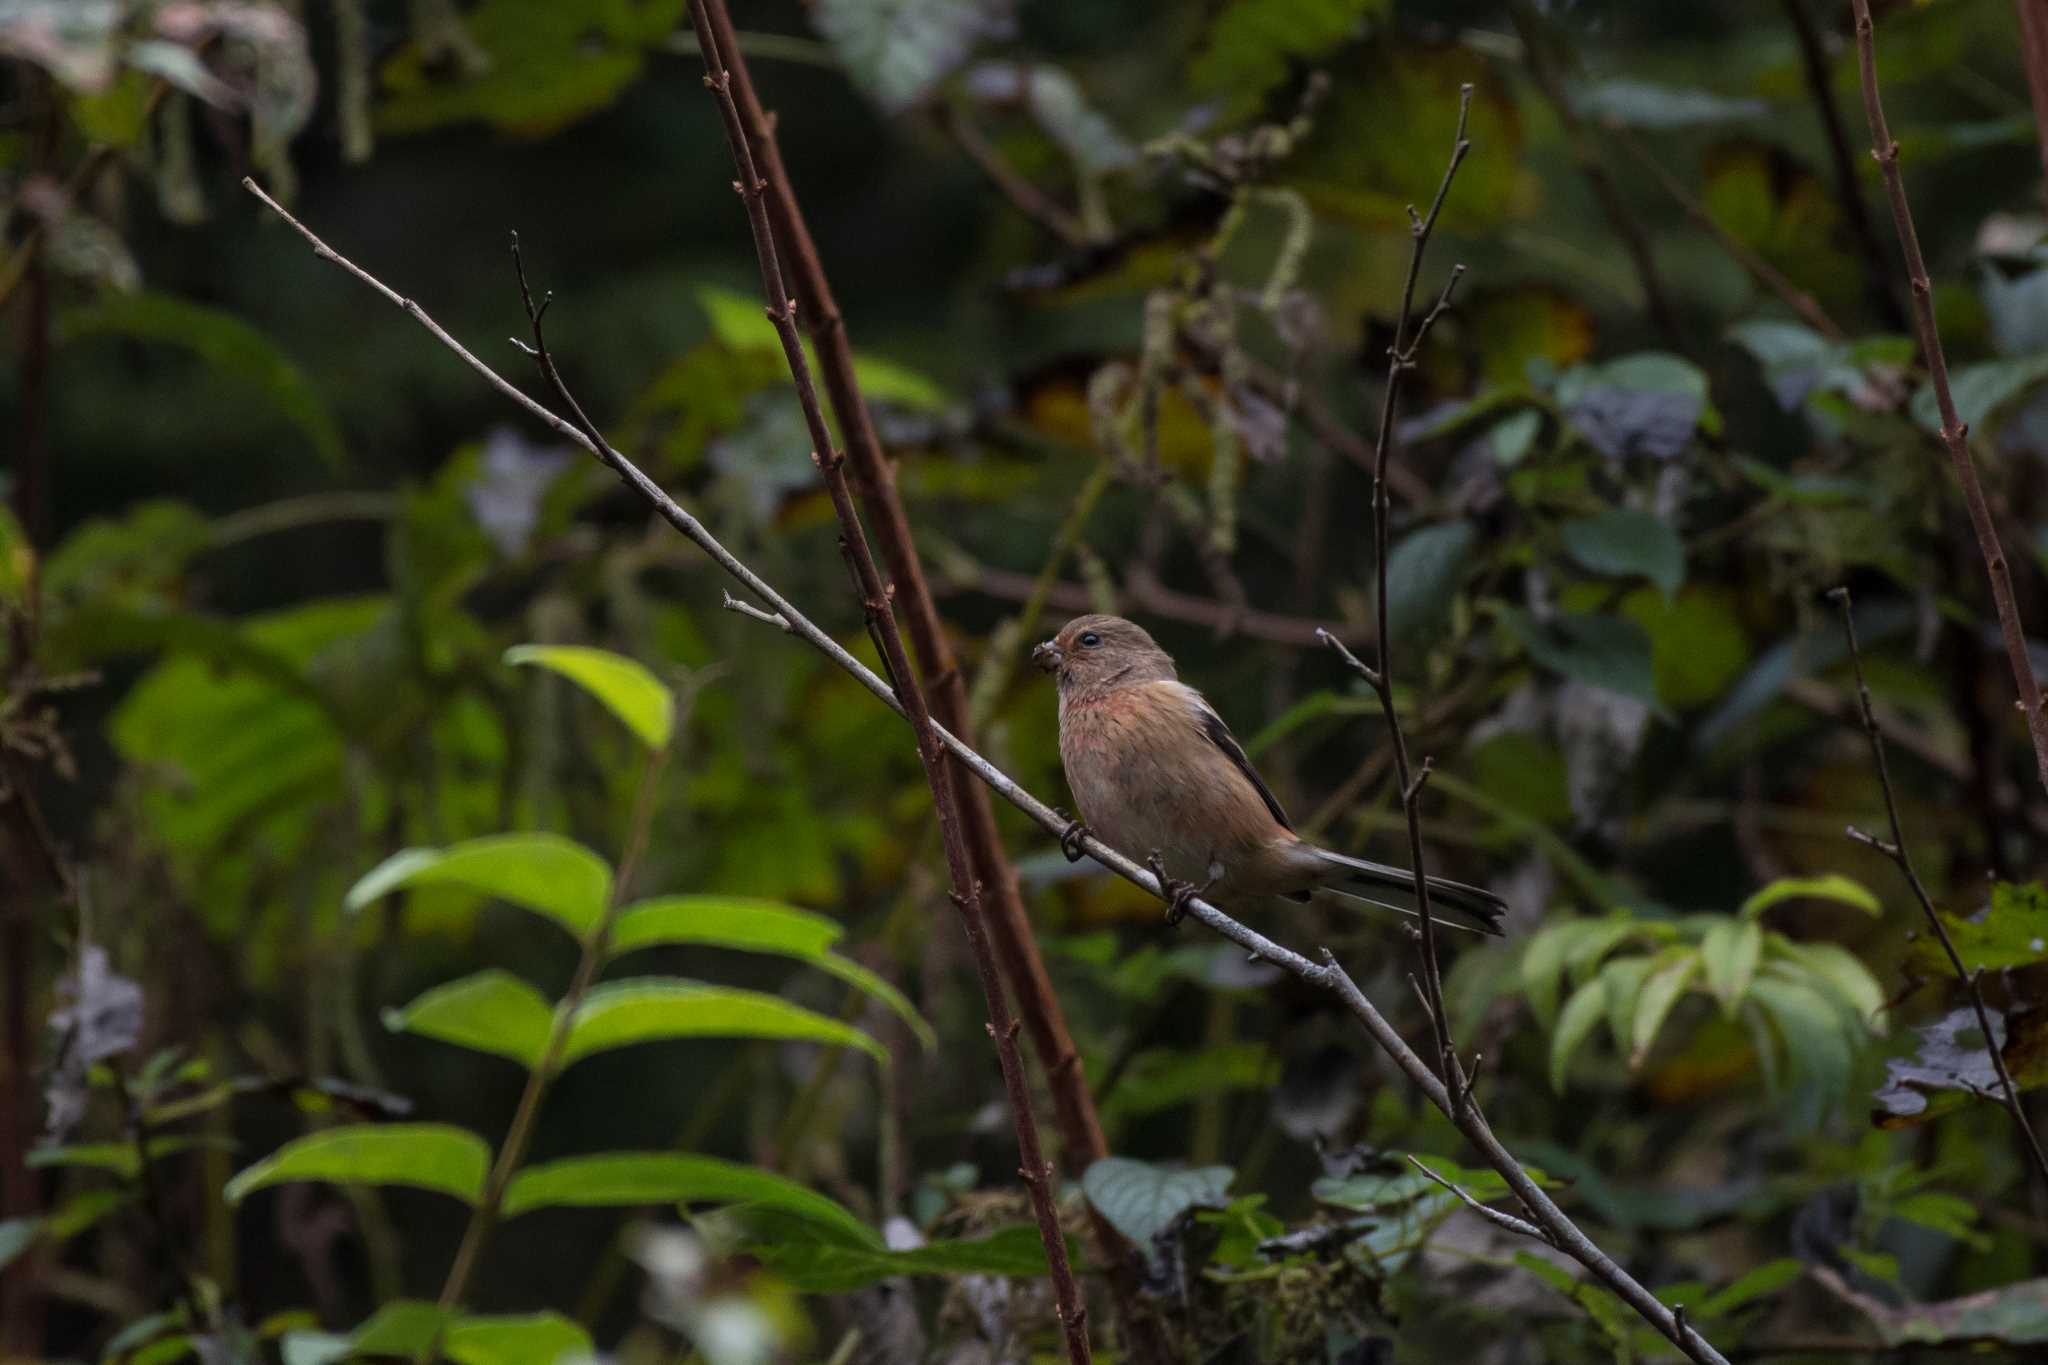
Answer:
top-left (1195, 701), bottom-right (1295, 833)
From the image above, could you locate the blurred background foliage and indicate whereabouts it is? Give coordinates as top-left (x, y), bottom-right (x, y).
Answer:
top-left (8, 0), bottom-right (2048, 1361)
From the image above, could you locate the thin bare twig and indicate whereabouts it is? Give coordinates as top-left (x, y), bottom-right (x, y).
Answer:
top-left (1405, 1155), bottom-right (1551, 1243)
top-left (1826, 587), bottom-right (2048, 1192)
top-left (1848, 0), bottom-right (2048, 796)
top-left (1321, 86), bottom-right (1473, 1111)
top-left (685, 9), bottom-right (1092, 1360)
top-left (1605, 125), bottom-right (1845, 342)
top-left (939, 101), bottom-right (1091, 249)
top-left (240, 176), bottom-right (1729, 1365)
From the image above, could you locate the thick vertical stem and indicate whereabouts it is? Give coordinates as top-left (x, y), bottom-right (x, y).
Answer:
top-left (691, 8), bottom-right (1163, 1357)
top-left (1848, 0), bottom-right (2048, 796)
top-left (686, 9), bottom-right (1092, 1359)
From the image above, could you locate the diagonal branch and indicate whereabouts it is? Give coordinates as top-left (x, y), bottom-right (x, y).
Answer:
top-left (683, 9), bottom-right (1093, 1362)
top-left (239, 175), bottom-right (1730, 1365)
top-left (1848, 0), bottom-right (2048, 796)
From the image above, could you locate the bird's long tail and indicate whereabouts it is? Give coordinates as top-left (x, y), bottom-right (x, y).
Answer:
top-left (1306, 847), bottom-right (1508, 936)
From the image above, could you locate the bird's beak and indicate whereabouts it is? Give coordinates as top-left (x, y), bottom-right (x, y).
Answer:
top-left (1031, 639), bottom-right (1062, 673)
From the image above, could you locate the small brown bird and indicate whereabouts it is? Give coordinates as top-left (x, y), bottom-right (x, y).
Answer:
top-left (1032, 613), bottom-right (1506, 935)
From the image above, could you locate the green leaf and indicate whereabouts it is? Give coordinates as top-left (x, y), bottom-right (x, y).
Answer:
top-left (1385, 521), bottom-right (1476, 643)
top-left (0, 1218), bottom-right (38, 1273)
top-left (1700, 919), bottom-right (1763, 1016)
top-left (1081, 1157), bottom-right (1233, 1249)
top-left (1599, 955), bottom-right (1656, 1062)
top-left (382, 970), bottom-right (555, 1070)
top-left (608, 896), bottom-right (934, 1050)
top-left (1750, 977), bottom-right (1855, 1126)
top-left (1696, 1257), bottom-right (1804, 1319)
top-left (1188, 0), bottom-right (1390, 110)
top-left (1562, 509), bottom-right (1685, 599)
top-left (564, 979), bottom-right (886, 1067)
top-left (447, 1313), bottom-right (594, 1365)
top-left (345, 834), bottom-right (613, 939)
top-left (1521, 914), bottom-right (1639, 1029)
top-left (1771, 941), bottom-right (1886, 1037)
top-left (505, 645), bottom-right (673, 751)
top-left (1911, 351), bottom-right (2048, 436)
top-left (1739, 874), bottom-right (1880, 919)
top-left (1550, 976), bottom-right (1607, 1091)
top-left (1911, 881), bottom-right (2048, 975)
top-left (504, 1153), bottom-right (874, 1247)
top-left (56, 293), bottom-right (347, 469)
top-left (1572, 79), bottom-right (1765, 129)
top-left (751, 1223), bottom-right (1054, 1292)
top-left (27, 1136), bottom-right (227, 1178)
top-left (224, 1124), bottom-right (489, 1205)
top-left (697, 286), bottom-right (944, 410)
top-left (1631, 951), bottom-right (1700, 1066)
top-left (1503, 610), bottom-right (1660, 708)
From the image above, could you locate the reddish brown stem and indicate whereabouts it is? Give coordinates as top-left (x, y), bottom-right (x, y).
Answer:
top-left (1848, 0), bottom-right (2048, 796)
top-left (687, 8), bottom-right (1092, 1361)
top-left (2014, 1), bottom-right (2048, 197)
top-left (690, 6), bottom-right (1166, 1356)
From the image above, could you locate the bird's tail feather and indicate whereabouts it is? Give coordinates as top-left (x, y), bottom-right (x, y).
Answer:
top-left (1307, 848), bottom-right (1508, 936)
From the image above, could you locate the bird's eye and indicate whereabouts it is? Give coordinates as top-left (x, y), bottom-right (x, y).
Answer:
top-left (1078, 631), bottom-right (1101, 648)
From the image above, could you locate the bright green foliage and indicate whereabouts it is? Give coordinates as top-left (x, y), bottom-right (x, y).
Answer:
top-left (503, 1153), bottom-right (873, 1244)
top-left (1524, 895), bottom-right (1885, 1120)
top-left (608, 896), bottom-right (935, 1047)
top-left (346, 834), bottom-right (614, 938)
top-left (382, 970), bottom-right (557, 1070)
top-left (564, 979), bottom-right (887, 1067)
top-left (224, 1124), bottom-right (492, 1205)
top-left (506, 644), bottom-right (675, 750)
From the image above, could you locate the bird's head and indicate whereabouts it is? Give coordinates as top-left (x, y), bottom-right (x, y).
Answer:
top-left (1032, 614), bottom-right (1177, 695)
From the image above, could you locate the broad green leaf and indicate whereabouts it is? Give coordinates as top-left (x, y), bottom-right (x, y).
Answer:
top-left (1770, 941), bottom-right (1886, 1037)
top-left (504, 1153), bottom-right (874, 1247)
top-left (1911, 881), bottom-right (2048, 975)
top-left (1697, 1258), bottom-right (1804, 1319)
top-left (1621, 586), bottom-right (1750, 710)
top-left (57, 293), bottom-right (346, 469)
top-left (504, 645), bottom-right (673, 751)
top-left (608, 896), bottom-right (934, 1049)
top-left (447, 1313), bottom-right (594, 1365)
top-left (1562, 509), bottom-right (1685, 599)
top-left (1503, 610), bottom-right (1660, 709)
top-left (1385, 521), bottom-right (1476, 643)
top-left (1599, 955), bottom-right (1657, 1061)
top-left (1749, 977), bottom-right (1855, 1126)
top-left (1522, 915), bottom-right (1635, 1029)
top-left (1550, 976), bottom-right (1607, 1091)
top-left (564, 979), bottom-right (886, 1067)
top-left (697, 286), bottom-right (945, 409)
top-left (345, 835), bottom-right (612, 939)
top-left (1699, 919), bottom-right (1763, 1016)
top-left (1572, 79), bottom-right (1764, 129)
top-left (224, 1124), bottom-right (489, 1205)
top-left (1082, 1157), bottom-right (1233, 1249)
top-left (0, 1219), bottom-right (37, 1273)
top-left (346, 1303), bottom-right (449, 1359)
top-left (1189, 0), bottom-right (1390, 110)
top-left (1739, 874), bottom-right (1880, 920)
top-left (1631, 951), bottom-right (1700, 1065)
top-left (1911, 351), bottom-right (2048, 436)
top-left (382, 970), bottom-right (556, 1070)
top-left (751, 1223), bottom-right (1055, 1292)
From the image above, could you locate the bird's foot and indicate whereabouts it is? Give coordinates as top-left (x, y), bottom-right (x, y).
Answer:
top-left (1146, 851), bottom-right (1208, 926)
top-left (1053, 809), bottom-right (1093, 863)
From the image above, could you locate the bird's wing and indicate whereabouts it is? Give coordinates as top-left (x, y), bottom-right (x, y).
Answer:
top-left (1167, 682), bottom-right (1296, 833)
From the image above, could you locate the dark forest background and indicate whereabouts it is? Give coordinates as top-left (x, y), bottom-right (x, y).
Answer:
top-left (9, 1), bottom-right (2048, 1361)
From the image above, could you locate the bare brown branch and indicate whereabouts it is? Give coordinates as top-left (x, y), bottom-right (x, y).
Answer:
top-left (1826, 587), bottom-right (2048, 1192)
top-left (1849, 0), bottom-right (2048, 796)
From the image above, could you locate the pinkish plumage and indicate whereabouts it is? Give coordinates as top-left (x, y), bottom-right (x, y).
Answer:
top-left (1036, 613), bottom-right (1505, 934)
